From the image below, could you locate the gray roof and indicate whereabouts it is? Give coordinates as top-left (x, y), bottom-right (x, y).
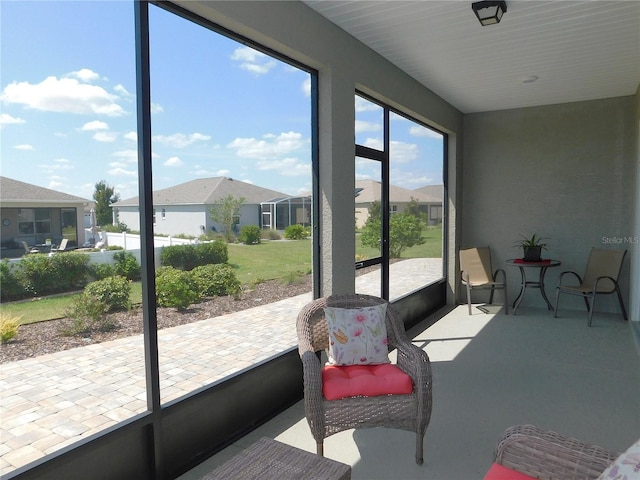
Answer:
top-left (0, 176), bottom-right (89, 204)
top-left (113, 177), bottom-right (289, 207)
top-left (413, 184), bottom-right (444, 203)
top-left (355, 180), bottom-right (442, 204)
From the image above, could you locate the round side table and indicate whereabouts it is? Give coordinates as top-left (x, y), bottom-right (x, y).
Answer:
top-left (506, 259), bottom-right (561, 314)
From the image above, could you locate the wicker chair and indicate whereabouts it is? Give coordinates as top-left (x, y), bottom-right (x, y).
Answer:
top-left (491, 425), bottom-right (619, 480)
top-left (296, 293), bottom-right (432, 465)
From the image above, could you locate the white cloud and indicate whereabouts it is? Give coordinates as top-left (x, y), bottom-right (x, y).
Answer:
top-left (0, 113), bottom-right (25, 127)
top-left (256, 157), bottom-right (310, 177)
top-left (108, 166), bottom-right (137, 177)
top-left (409, 125), bottom-right (443, 139)
top-left (231, 46), bottom-right (276, 75)
top-left (193, 166), bottom-right (231, 177)
top-left (355, 96), bottom-right (382, 113)
top-left (112, 149), bottom-right (138, 162)
top-left (164, 156), bottom-right (184, 167)
top-left (302, 78), bottom-right (311, 97)
top-left (41, 158), bottom-right (74, 171)
top-left (355, 120), bottom-right (381, 134)
top-left (14, 144), bottom-right (34, 150)
top-left (81, 120), bottom-right (109, 131)
top-left (1, 75), bottom-right (125, 116)
top-left (364, 138), bottom-right (383, 150)
top-left (227, 131), bottom-right (307, 160)
top-left (68, 68), bottom-right (100, 82)
top-left (123, 131), bottom-right (137, 142)
top-left (93, 131), bottom-right (118, 142)
top-left (113, 84), bottom-right (134, 101)
top-left (153, 132), bottom-right (210, 148)
top-left (390, 140), bottom-right (418, 163)
top-left (151, 103), bottom-right (164, 114)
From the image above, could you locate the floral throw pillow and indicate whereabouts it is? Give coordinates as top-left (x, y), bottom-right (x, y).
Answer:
top-left (597, 438), bottom-right (640, 480)
top-left (324, 304), bottom-right (390, 366)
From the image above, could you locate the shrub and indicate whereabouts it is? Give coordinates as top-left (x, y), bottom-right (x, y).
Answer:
top-left (84, 276), bottom-right (131, 312)
top-left (284, 224), bottom-right (308, 240)
top-left (0, 313), bottom-right (21, 343)
top-left (192, 264), bottom-right (242, 298)
top-left (160, 240), bottom-right (228, 271)
top-left (0, 260), bottom-right (26, 301)
top-left (50, 252), bottom-right (90, 291)
top-left (113, 251), bottom-right (141, 280)
top-left (196, 240), bottom-right (228, 265)
top-left (102, 222), bottom-right (129, 233)
top-left (261, 229), bottom-right (282, 240)
top-left (16, 254), bottom-right (56, 296)
top-left (155, 267), bottom-right (200, 310)
top-left (61, 293), bottom-right (112, 335)
top-left (89, 263), bottom-right (115, 280)
top-left (239, 225), bottom-right (261, 245)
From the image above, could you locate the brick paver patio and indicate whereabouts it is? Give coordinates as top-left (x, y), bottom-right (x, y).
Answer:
top-left (0, 258), bottom-right (442, 475)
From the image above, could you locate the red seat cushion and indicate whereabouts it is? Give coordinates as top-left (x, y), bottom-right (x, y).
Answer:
top-left (322, 364), bottom-right (413, 400)
top-left (483, 463), bottom-right (537, 480)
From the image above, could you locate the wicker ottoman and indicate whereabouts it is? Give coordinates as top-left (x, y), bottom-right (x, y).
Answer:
top-left (202, 437), bottom-right (351, 480)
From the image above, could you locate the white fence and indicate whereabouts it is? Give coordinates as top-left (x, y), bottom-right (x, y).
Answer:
top-left (5, 232), bottom-right (199, 271)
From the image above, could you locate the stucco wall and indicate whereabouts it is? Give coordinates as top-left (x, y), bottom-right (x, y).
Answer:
top-left (462, 97), bottom-right (637, 315)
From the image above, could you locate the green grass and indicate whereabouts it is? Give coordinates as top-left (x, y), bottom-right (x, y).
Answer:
top-left (1, 226), bottom-right (441, 324)
top-left (227, 239), bottom-right (312, 284)
top-left (356, 224), bottom-right (443, 260)
top-left (1, 283), bottom-right (143, 326)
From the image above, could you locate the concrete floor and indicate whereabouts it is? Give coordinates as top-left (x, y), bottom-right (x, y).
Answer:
top-left (179, 305), bottom-right (639, 480)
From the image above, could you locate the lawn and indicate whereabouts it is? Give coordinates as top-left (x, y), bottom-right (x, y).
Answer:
top-left (2, 225), bottom-right (441, 324)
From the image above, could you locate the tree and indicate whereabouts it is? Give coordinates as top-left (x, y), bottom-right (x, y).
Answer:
top-left (209, 195), bottom-right (246, 242)
top-left (361, 211), bottom-right (425, 258)
top-left (93, 180), bottom-right (120, 226)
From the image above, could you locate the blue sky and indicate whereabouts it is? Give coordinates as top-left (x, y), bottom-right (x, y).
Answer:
top-left (1, 1), bottom-right (443, 202)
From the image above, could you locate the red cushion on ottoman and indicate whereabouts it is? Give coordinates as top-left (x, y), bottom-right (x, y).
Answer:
top-left (322, 364), bottom-right (413, 400)
top-left (483, 463), bottom-right (537, 480)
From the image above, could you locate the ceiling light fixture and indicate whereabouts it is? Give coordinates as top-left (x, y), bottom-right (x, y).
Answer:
top-left (472, 1), bottom-right (507, 26)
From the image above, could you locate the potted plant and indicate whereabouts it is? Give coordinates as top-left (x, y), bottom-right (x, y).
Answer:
top-left (515, 233), bottom-right (548, 262)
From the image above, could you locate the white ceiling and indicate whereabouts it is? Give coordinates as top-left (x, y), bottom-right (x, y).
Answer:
top-left (302, 0), bottom-right (640, 113)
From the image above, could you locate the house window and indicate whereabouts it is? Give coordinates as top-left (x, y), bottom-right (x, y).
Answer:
top-left (390, 205), bottom-right (398, 215)
top-left (17, 208), bottom-right (35, 235)
top-left (161, 208), bottom-right (166, 220)
top-left (17, 208), bottom-right (51, 235)
top-left (35, 209), bottom-right (51, 234)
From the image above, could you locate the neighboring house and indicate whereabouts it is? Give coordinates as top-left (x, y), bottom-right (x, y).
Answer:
top-left (112, 177), bottom-right (292, 237)
top-left (0, 176), bottom-right (89, 256)
top-left (354, 179), bottom-right (444, 228)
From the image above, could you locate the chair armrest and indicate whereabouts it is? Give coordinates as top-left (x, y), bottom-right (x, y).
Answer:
top-left (492, 268), bottom-right (507, 283)
top-left (299, 350), bottom-right (325, 440)
top-left (494, 425), bottom-right (618, 480)
top-left (557, 271), bottom-right (582, 286)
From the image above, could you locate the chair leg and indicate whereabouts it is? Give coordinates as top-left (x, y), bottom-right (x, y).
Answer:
top-left (616, 285), bottom-right (628, 321)
top-left (489, 286), bottom-right (495, 305)
top-left (587, 295), bottom-right (595, 327)
top-left (317, 441), bottom-right (324, 457)
top-left (415, 432), bottom-right (424, 465)
top-left (466, 283), bottom-right (472, 315)
top-left (554, 288), bottom-right (560, 318)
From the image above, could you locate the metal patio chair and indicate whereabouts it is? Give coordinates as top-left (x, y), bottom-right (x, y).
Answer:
top-left (554, 248), bottom-right (627, 326)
